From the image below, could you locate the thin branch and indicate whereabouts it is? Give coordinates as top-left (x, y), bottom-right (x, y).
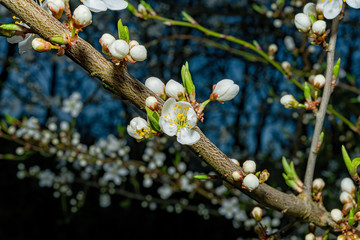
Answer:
top-left (303, 16), bottom-right (341, 197)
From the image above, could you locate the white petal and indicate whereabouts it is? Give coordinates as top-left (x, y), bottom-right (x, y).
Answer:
top-left (213, 79), bottom-right (234, 96)
top-left (161, 97), bottom-right (176, 116)
top-left (176, 128), bottom-right (200, 145)
top-left (217, 84), bottom-right (239, 101)
top-left (19, 34), bottom-right (36, 54)
top-left (159, 117), bottom-right (177, 136)
top-left (102, 0), bottom-right (128, 10)
top-left (323, 0), bottom-right (342, 19)
top-left (186, 108), bottom-right (198, 128)
top-left (346, 0), bottom-right (360, 8)
top-left (7, 35), bottom-right (24, 44)
top-left (82, 0), bottom-right (107, 12)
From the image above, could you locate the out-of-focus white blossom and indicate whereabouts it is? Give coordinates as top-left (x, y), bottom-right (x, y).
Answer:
top-left (341, 177), bottom-right (356, 194)
top-left (62, 92), bottom-right (83, 118)
top-left (280, 94), bottom-right (299, 109)
top-left (330, 208), bottom-right (343, 223)
top-left (101, 163), bottom-right (129, 185)
top-left (127, 117), bottom-right (151, 140)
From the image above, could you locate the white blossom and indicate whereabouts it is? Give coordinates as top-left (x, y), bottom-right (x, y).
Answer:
top-left (101, 163), bottom-right (129, 185)
top-left (242, 160), bottom-right (256, 174)
top-left (129, 45), bottom-right (147, 61)
top-left (218, 197), bottom-right (240, 220)
top-left (211, 79), bottom-right (239, 102)
top-left (158, 184), bottom-right (173, 199)
top-left (108, 39), bottom-right (129, 60)
top-left (82, 0), bottom-right (128, 12)
top-left (145, 77), bottom-right (166, 96)
top-left (341, 177), bottom-right (356, 194)
top-left (243, 174), bottom-right (259, 192)
top-left (159, 98), bottom-right (200, 145)
top-left (322, 0), bottom-right (360, 19)
top-left (62, 92), bottom-right (83, 118)
top-left (165, 80), bottom-right (186, 100)
top-left (312, 20), bottom-right (326, 35)
top-left (99, 33), bottom-right (116, 54)
top-left (127, 117), bottom-right (151, 140)
top-left (294, 13), bottom-right (311, 32)
top-left (38, 169), bottom-right (55, 187)
top-left (339, 191), bottom-right (353, 204)
top-left (330, 208), bottom-right (343, 223)
top-left (72, 5), bottom-right (92, 28)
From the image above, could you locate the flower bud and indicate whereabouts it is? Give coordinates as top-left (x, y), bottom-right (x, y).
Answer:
top-left (32, 38), bottom-right (53, 52)
top-left (305, 233), bottom-right (315, 240)
top-left (230, 158), bottom-right (240, 166)
top-left (127, 117), bottom-right (151, 140)
top-left (259, 169), bottom-right (270, 184)
top-left (99, 33), bottom-right (116, 55)
top-left (243, 174), bottom-right (259, 192)
top-left (303, 3), bottom-right (317, 18)
top-left (129, 40), bottom-right (139, 48)
top-left (336, 235), bottom-right (346, 240)
top-left (313, 74), bottom-right (326, 89)
top-left (280, 94), bottom-right (299, 108)
top-left (108, 39), bottom-right (129, 60)
top-left (47, 0), bottom-right (65, 19)
top-left (281, 61), bottom-right (291, 72)
top-left (251, 207), bottom-right (263, 222)
top-left (342, 202), bottom-right (354, 215)
top-left (330, 208), bottom-right (343, 223)
top-left (312, 20), bottom-right (326, 35)
top-left (145, 96), bottom-right (158, 110)
top-left (294, 13), bottom-right (311, 32)
top-left (243, 160), bottom-right (256, 174)
top-left (145, 77), bottom-right (166, 97)
top-left (339, 191), bottom-right (353, 204)
top-left (268, 44), bottom-right (278, 55)
top-left (232, 171), bottom-right (243, 182)
top-left (312, 178), bottom-right (325, 193)
top-left (165, 79), bottom-right (186, 100)
top-left (72, 5), bottom-right (92, 29)
top-left (129, 45), bottom-right (147, 61)
top-left (210, 79), bottom-right (239, 102)
top-left (340, 177), bottom-right (355, 195)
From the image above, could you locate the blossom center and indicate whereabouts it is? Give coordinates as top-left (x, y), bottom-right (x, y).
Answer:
top-left (136, 128), bottom-right (150, 138)
top-left (165, 104), bottom-right (192, 131)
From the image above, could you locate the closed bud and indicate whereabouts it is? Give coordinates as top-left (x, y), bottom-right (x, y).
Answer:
top-left (330, 208), bottom-right (343, 223)
top-left (259, 169), bottom-right (270, 184)
top-left (230, 158), bottom-right (240, 166)
top-left (165, 79), bottom-right (186, 100)
top-left (145, 77), bottom-right (166, 98)
top-left (232, 171), bottom-right (243, 182)
top-left (129, 40), bottom-right (139, 48)
top-left (294, 13), bottom-right (311, 32)
top-left (303, 3), bottom-right (317, 18)
top-left (210, 79), bottom-right (239, 102)
top-left (281, 61), bottom-right (291, 73)
top-left (305, 233), bottom-right (315, 240)
top-left (50, 35), bottom-right (67, 45)
top-left (268, 43), bottom-right (278, 55)
top-left (99, 33), bottom-right (116, 55)
top-left (251, 207), bottom-right (263, 222)
top-left (337, 235), bottom-right (346, 240)
top-left (129, 45), bottom-right (147, 61)
top-left (280, 94), bottom-right (299, 108)
top-left (312, 20), bottom-right (326, 35)
top-left (73, 5), bottom-right (92, 29)
top-left (243, 160), bottom-right (256, 174)
top-left (312, 178), bottom-right (325, 193)
top-left (339, 191), bottom-right (353, 204)
top-left (342, 202), bottom-right (354, 215)
top-left (47, 0), bottom-right (65, 19)
top-left (243, 173), bottom-right (259, 192)
top-left (340, 177), bottom-right (355, 195)
top-left (145, 96), bottom-right (159, 111)
top-left (313, 74), bottom-right (326, 89)
top-left (32, 38), bottom-right (53, 52)
top-left (108, 39), bottom-right (129, 60)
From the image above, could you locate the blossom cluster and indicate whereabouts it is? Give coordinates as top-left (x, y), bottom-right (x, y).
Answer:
top-left (126, 63), bottom-right (240, 146)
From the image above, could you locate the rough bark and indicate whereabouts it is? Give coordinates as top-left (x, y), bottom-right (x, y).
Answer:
top-left (0, 0), bottom-right (335, 228)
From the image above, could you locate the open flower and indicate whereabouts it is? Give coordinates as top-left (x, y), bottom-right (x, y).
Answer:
top-left (321, 0), bottom-right (360, 19)
top-left (127, 117), bottom-right (151, 140)
top-left (159, 98), bottom-right (200, 145)
top-left (82, 0), bottom-right (128, 12)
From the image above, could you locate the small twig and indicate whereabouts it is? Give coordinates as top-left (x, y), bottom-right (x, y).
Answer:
top-left (268, 219), bottom-right (298, 239)
top-left (303, 15), bottom-right (341, 197)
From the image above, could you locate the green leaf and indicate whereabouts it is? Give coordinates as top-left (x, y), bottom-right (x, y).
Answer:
top-left (348, 208), bottom-right (355, 226)
top-left (117, 19), bottom-right (129, 41)
top-left (193, 175), bottom-right (209, 180)
top-left (145, 107), bottom-right (160, 132)
top-left (303, 82), bottom-right (311, 102)
top-left (4, 113), bottom-right (19, 125)
top-left (181, 62), bottom-right (196, 101)
top-left (282, 157), bottom-right (292, 175)
top-left (342, 145), bottom-right (356, 177)
top-left (352, 158), bottom-right (360, 168)
top-left (333, 58), bottom-right (341, 78)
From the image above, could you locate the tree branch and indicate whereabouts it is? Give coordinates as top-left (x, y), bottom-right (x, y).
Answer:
top-left (303, 15), bottom-right (341, 197)
top-left (0, 0), bottom-right (334, 228)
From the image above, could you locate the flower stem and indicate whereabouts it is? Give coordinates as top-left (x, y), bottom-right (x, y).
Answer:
top-left (303, 15), bottom-right (341, 198)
